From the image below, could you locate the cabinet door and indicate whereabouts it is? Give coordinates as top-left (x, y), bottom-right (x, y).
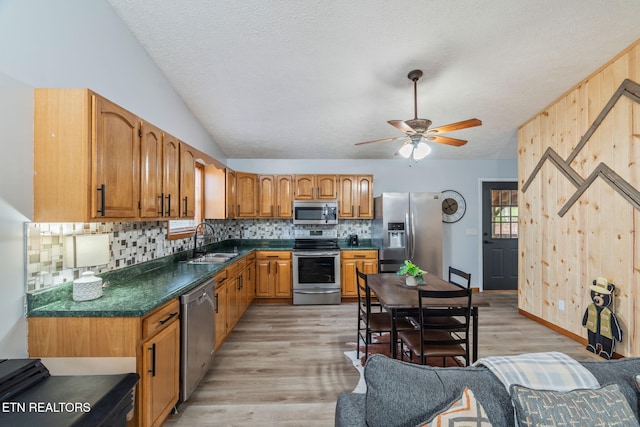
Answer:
top-left (274, 259), bottom-right (292, 297)
top-left (316, 175), bottom-right (338, 199)
top-left (140, 120), bottom-right (164, 219)
top-left (236, 172), bottom-right (257, 217)
top-left (294, 175), bottom-right (315, 199)
top-left (338, 175), bottom-right (356, 218)
top-left (92, 95), bottom-right (140, 219)
top-left (226, 169), bottom-right (237, 218)
top-left (276, 175), bottom-right (293, 218)
top-left (228, 273), bottom-right (240, 329)
top-left (141, 319), bottom-right (179, 427)
top-left (214, 281), bottom-right (228, 350)
top-left (246, 258), bottom-right (256, 304)
top-left (356, 175), bottom-right (374, 218)
top-left (179, 142), bottom-right (196, 218)
top-left (258, 175), bottom-right (275, 217)
top-left (255, 258), bottom-right (273, 297)
top-left (340, 259), bottom-right (358, 297)
top-left (163, 133), bottom-right (180, 218)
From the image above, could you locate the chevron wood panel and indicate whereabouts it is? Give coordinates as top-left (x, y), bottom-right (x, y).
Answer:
top-left (518, 39), bottom-right (640, 357)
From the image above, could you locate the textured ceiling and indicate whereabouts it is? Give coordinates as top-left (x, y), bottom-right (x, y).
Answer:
top-left (107, 0), bottom-right (640, 160)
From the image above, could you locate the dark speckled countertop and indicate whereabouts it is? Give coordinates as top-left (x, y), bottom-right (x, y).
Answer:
top-left (26, 239), bottom-right (377, 318)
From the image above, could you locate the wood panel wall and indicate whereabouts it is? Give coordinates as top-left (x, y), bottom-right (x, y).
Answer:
top-left (518, 39), bottom-right (640, 357)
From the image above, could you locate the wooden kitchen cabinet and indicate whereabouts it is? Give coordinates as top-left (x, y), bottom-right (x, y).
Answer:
top-left (179, 142), bottom-right (196, 218)
top-left (294, 174), bottom-right (337, 200)
top-left (34, 88), bottom-right (140, 222)
top-left (258, 175), bottom-right (293, 218)
top-left (256, 251), bottom-right (292, 298)
top-left (140, 122), bottom-right (180, 219)
top-left (340, 250), bottom-right (378, 297)
top-left (226, 169), bottom-right (237, 218)
top-left (338, 175), bottom-right (374, 219)
top-left (140, 299), bottom-right (180, 427)
top-left (235, 172), bottom-right (258, 217)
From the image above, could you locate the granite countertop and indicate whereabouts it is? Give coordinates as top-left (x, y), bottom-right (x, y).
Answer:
top-left (27, 239), bottom-right (377, 318)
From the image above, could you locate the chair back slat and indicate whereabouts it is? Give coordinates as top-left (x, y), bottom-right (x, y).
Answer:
top-left (448, 267), bottom-right (471, 289)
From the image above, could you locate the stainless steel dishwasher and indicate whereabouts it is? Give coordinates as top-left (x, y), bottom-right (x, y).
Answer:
top-left (180, 277), bottom-right (215, 401)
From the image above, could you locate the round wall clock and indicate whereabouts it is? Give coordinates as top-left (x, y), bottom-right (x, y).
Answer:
top-left (441, 190), bottom-right (466, 223)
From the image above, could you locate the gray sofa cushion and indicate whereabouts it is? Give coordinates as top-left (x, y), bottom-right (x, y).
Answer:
top-left (364, 355), bottom-right (513, 427)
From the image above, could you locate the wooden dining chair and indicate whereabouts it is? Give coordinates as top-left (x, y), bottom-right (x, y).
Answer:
top-left (356, 268), bottom-right (413, 360)
top-left (398, 287), bottom-right (472, 366)
top-left (448, 267), bottom-right (471, 289)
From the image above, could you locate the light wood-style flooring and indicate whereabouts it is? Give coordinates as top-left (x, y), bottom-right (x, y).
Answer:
top-left (165, 292), bottom-right (599, 426)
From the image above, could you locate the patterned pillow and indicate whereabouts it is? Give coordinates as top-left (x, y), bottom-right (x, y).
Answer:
top-left (417, 387), bottom-right (492, 427)
top-left (510, 383), bottom-right (640, 427)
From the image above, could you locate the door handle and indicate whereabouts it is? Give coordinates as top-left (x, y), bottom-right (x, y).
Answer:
top-left (483, 240), bottom-right (494, 244)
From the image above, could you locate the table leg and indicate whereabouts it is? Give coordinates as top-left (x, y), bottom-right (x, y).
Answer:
top-left (472, 307), bottom-right (478, 362)
top-left (390, 309), bottom-right (398, 359)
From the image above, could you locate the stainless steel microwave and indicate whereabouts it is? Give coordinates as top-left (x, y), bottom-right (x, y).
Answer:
top-left (293, 200), bottom-right (338, 225)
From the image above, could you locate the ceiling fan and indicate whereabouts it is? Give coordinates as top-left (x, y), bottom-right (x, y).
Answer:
top-left (355, 69), bottom-right (482, 160)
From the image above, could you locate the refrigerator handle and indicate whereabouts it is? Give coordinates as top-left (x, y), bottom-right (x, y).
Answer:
top-left (406, 212), bottom-right (414, 259)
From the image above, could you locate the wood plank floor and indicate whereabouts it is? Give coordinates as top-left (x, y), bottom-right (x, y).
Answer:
top-left (165, 292), bottom-right (599, 426)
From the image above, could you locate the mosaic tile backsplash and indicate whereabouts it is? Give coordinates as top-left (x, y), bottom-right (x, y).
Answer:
top-left (25, 219), bottom-right (371, 292)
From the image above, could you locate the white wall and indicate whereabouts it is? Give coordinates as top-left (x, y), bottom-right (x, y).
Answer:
top-left (0, 73), bottom-right (32, 357)
top-left (228, 158), bottom-right (518, 288)
top-left (0, 0), bottom-right (224, 357)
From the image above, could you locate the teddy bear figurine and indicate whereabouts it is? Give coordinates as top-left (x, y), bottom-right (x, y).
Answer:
top-left (581, 277), bottom-right (622, 359)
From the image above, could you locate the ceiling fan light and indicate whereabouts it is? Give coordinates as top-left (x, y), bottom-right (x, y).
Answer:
top-left (413, 142), bottom-right (431, 160)
top-left (398, 143), bottom-right (414, 158)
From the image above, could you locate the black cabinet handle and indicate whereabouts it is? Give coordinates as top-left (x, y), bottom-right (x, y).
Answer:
top-left (148, 343), bottom-right (156, 377)
top-left (97, 184), bottom-right (106, 216)
top-left (214, 293), bottom-right (219, 313)
top-left (159, 312), bottom-right (178, 325)
top-left (166, 194), bottom-right (171, 216)
top-left (183, 197), bottom-right (189, 217)
top-left (158, 193), bottom-right (164, 216)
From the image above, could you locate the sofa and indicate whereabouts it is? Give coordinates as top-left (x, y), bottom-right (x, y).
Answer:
top-left (335, 354), bottom-right (640, 427)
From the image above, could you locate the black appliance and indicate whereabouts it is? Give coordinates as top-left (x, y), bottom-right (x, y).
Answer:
top-left (0, 358), bottom-right (139, 426)
top-left (292, 229), bottom-right (341, 305)
top-left (349, 234), bottom-right (359, 246)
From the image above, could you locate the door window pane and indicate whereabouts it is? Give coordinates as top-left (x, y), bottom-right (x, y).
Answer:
top-left (491, 189), bottom-right (519, 239)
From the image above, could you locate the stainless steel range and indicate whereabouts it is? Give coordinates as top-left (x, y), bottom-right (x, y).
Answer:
top-left (292, 229), bottom-right (341, 305)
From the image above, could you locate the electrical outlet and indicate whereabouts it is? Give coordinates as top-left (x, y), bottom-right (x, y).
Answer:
top-left (558, 299), bottom-right (565, 311)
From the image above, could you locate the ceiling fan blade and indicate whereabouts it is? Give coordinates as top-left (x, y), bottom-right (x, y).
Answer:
top-left (427, 135), bottom-right (468, 147)
top-left (427, 118), bottom-right (482, 134)
top-left (388, 120), bottom-right (416, 134)
top-left (355, 136), bottom-right (405, 146)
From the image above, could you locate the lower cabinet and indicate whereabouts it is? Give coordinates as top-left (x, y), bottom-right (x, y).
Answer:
top-left (341, 250), bottom-right (378, 297)
top-left (255, 251), bottom-right (292, 298)
top-left (140, 300), bottom-right (180, 427)
top-left (214, 269), bottom-right (230, 351)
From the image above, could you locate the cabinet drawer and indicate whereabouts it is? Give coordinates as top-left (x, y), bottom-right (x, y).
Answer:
top-left (142, 299), bottom-right (180, 339)
top-left (340, 250), bottom-right (378, 260)
top-left (214, 269), bottom-right (229, 288)
top-left (256, 250), bottom-right (291, 260)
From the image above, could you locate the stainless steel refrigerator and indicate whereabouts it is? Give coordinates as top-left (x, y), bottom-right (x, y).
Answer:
top-left (372, 192), bottom-right (443, 278)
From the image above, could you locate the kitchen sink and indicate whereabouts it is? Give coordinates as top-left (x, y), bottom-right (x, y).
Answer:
top-left (187, 252), bottom-right (239, 264)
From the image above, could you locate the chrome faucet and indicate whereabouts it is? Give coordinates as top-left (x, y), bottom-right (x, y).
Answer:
top-left (192, 222), bottom-right (216, 259)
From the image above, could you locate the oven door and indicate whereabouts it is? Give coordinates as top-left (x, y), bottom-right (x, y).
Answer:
top-left (292, 251), bottom-right (341, 305)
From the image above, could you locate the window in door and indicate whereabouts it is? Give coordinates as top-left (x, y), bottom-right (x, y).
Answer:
top-left (490, 189), bottom-right (518, 239)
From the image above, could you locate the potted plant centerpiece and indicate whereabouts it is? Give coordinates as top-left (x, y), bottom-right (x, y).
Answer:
top-left (397, 260), bottom-right (427, 286)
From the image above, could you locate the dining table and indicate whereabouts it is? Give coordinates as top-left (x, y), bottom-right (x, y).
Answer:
top-left (366, 272), bottom-right (490, 362)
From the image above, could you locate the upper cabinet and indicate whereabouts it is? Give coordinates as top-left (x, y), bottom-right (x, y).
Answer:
top-left (294, 174), bottom-right (337, 200)
top-left (258, 175), bottom-right (293, 218)
top-left (338, 175), bottom-right (373, 219)
top-left (34, 88), bottom-right (196, 222)
top-left (235, 172), bottom-right (258, 218)
top-left (140, 121), bottom-right (180, 219)
top-left (179, 142), bottom-right (196, 218)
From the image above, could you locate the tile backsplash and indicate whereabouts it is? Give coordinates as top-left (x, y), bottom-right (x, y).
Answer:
top-left (25, 219), bottom-right (371, 292)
